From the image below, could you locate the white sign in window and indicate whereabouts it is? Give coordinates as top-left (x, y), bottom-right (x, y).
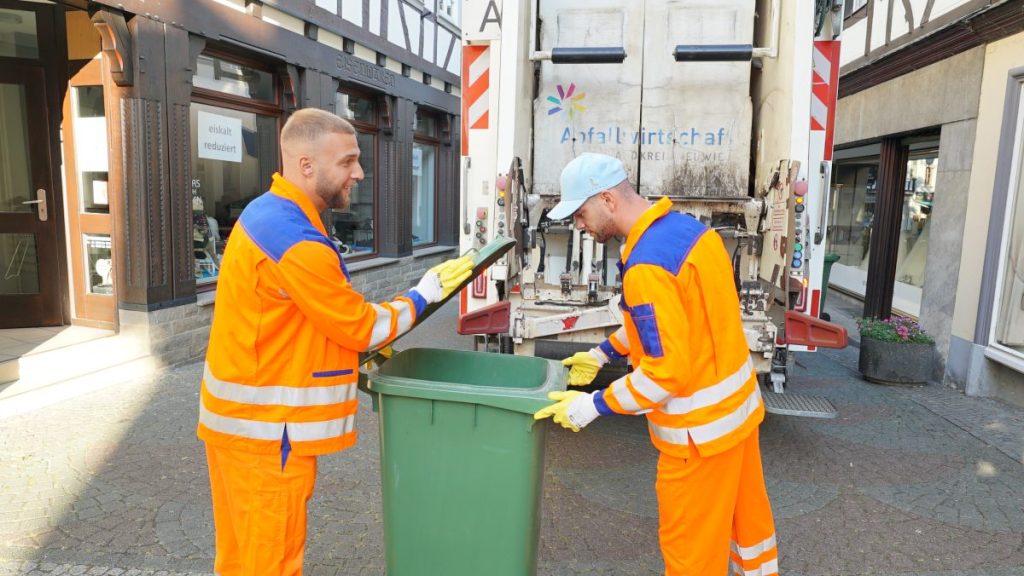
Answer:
top-left (412, 146), bottom-right (422, 177)
top-left (197, 110), bottom-right (242, 163)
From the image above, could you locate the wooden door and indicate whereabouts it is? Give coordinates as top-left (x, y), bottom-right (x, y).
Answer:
top-left (62, 57), bottom-right (115, 327)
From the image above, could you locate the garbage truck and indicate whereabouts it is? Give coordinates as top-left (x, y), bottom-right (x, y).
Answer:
top-left (457, 0), bottom-right (850, 418)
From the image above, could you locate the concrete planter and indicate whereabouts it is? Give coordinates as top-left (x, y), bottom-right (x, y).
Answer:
top-left (858, 336), bottom-right (934, 385)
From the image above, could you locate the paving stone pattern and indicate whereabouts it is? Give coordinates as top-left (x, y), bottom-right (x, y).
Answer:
top-left (2, 303), bottom-right (1023, 575)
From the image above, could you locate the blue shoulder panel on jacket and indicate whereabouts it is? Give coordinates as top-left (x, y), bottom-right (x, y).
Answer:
top-left (621, 212), bottom-right (707, 277)
top-left (239, 192), bottom-right (338, 264)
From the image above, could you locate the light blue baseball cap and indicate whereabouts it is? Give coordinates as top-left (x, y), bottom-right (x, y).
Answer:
top-left (548, 153), bottom-right (628, 220)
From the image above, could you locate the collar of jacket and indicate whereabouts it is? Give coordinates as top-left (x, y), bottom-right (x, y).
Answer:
top-left (620, 197), bottom-right (673, 264)
top-left (270, 173), bottom-right (328, 236)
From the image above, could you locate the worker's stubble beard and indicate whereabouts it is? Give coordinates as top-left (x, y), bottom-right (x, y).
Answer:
top-left (315, 173), bottom-right (351, 211)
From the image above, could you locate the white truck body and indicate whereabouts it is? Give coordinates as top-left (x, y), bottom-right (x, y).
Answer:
top-left (459, 0), bottom-right (847, 414)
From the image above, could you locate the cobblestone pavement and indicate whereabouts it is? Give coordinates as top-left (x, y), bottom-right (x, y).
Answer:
top-left (2, 301), bottom-right (1023, 575)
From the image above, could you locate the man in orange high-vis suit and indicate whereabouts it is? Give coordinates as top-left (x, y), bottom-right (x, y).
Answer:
top-left (197, 108), bottom-right (471, 576)
top-left (534, 153), bottom-right (777, 576)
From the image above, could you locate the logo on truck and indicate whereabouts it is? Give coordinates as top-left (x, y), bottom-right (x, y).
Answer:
top-left (547, 83), bottom-right (586, 119)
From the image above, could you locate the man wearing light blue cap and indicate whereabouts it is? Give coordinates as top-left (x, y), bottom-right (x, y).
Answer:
top-left (535, 152), bottom-right (777, 575)
top-left (546, 153), bottom-right (634, 221)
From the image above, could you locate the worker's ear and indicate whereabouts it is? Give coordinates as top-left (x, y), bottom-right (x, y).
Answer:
top-left (599, 190), bottom-right (616, 211)
top-left (298, 153), bottom-right (314, 178)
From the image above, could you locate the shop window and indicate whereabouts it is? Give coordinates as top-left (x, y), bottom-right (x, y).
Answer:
top-left (193, 53), bottom-right (275, 102)
top-left (0, 8), bottom-right (39, 59)
top-left (334, 90), bottom-right (379, 257)
top-left (828, 159), bottom-right (878, 291)
top-left (412, 107), bottom-right (439, 246)
top-left (84, 234), bottom-right (113, 295)
top-left (72, 86), bottom-right (109, 215)
top-left (992, 93), bottom-right (1024, 360)
top-left (828, 142), bottom-right (938, 316)
top-left (191, 51), bottom-right (281, 286)
top-left (895, 151), bottom-right (938, 289)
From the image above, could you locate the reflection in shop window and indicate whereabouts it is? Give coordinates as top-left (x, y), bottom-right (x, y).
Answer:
top-left (193, 54), bottom-right (275, 102)
top-left (84, 234), bottom-right (113, 295)
top-left (412, 107), bottom-right (439, 246)
top-left (0, 9), bottom-right (39, 59)
top-left (994, 97), bottom-right (1024, 358)
top-left (895, 152), bottom-right (937, 289)
top-left (189, 103), bottom-right (278, 284)
top-left (333, 90), bottom-right (378, 257)
top-left (412, 143), bottom-right (436, 245)
top-left (828, 146), bottom-right (938, 316)
top-left (72, 86), bottom-right (109, 215)
top-left (828, 161), bottom-right (878, 275)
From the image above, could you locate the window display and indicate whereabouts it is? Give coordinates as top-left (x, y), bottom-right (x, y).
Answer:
top-left (84, 234), bottom-right (113, 295)
top-left (828, 143), bottom-right (939, 316)
top-left (190, 51), bottom-right (280, 286)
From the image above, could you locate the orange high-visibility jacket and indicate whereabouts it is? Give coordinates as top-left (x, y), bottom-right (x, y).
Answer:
top-left (197, 174), bottom-right (427, 456)
top-left (593, 198), bottom-right (764, 459)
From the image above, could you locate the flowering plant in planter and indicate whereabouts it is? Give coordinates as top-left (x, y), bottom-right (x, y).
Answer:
top-left (857, 316), bottom-right (935, 385)
top-left (857, 317), bottom-right (934, 344)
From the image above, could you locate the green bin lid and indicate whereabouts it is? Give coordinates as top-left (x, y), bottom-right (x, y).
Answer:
top-left (367, 347), bottom-right (565, 414)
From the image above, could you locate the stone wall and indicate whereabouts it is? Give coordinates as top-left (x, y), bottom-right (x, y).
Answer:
top-left (920, 119), bottom-right (977, 384)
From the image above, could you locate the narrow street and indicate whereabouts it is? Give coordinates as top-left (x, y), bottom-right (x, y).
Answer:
top-left (2, 302), bottom-right (1023, 576)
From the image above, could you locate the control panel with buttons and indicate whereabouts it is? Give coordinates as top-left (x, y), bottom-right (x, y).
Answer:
top-left (791, 181), bottom-right (807, 275)
top-left (474, 207), bottom-right (488, 249)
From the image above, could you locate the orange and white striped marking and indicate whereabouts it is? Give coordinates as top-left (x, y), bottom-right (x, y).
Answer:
top-left (461, 45), bottom-right (490, 155)
top-left (810, 41), bottom-right (840, 161)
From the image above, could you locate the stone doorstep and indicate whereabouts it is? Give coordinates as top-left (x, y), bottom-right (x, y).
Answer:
top-left (0, 355), bottom-right (160, 420)
top-left (0, 358), bottom-right (17, 385)
top-left (0, 333), bottom-right (154, 403)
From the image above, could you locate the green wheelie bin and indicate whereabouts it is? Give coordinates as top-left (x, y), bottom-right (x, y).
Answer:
top-left (821, 253), bottom-right (840, 320)
top-left (365, 347), bottom-right (565, 576)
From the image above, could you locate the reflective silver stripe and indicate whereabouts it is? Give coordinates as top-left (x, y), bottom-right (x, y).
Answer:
top-left (735, 557), bottom-right (778, 576)
top-left (610, 374), bottom-right (644, 412)
top-left (649, 386), bottom-right (762, 445)
top-left (661, 358), bottom-right (755, 415)
top-left (204, 364), bottom-right (353, 406)
top-left (728, 560), bottom-right (745, 576)
top-left (369, 303), bottom-right (394, 348)
top-left (648, 420), bottom-right (689, 444)
top-left (731, 535), bottom-right (777, 560)
top-left (199, 403), bottom-right (284, 440)
top-left (688, 385), bottom-right (762, 444)
top-left (628, 368), bottom-right (672, 404)
top-left (287, 414), bottom-right (355, 442)
top-left (393, 298), bottom-right (415, 333)
top-left (611, 326), bottom-right (629, 351)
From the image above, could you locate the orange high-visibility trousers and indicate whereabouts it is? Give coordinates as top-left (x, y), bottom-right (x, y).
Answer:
top-left (655, 429), bottom-right (778, 576)
top-left (205, 444), bottom-right (317, 576)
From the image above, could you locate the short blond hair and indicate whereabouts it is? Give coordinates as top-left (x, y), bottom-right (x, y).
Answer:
top-left (280, 108), bottom-right (355, 149)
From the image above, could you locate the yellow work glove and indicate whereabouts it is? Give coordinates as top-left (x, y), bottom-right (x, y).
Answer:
top-left (431, 255), bottom-right (474, 298)
top-left (413, 256), bottom-right (473, 304)
top-left (361, 345), bottom-right (393, 370)
top-left (533, 390), bottom-right (600, 432)
top-left (562, 348), bottom-right (608, 386)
